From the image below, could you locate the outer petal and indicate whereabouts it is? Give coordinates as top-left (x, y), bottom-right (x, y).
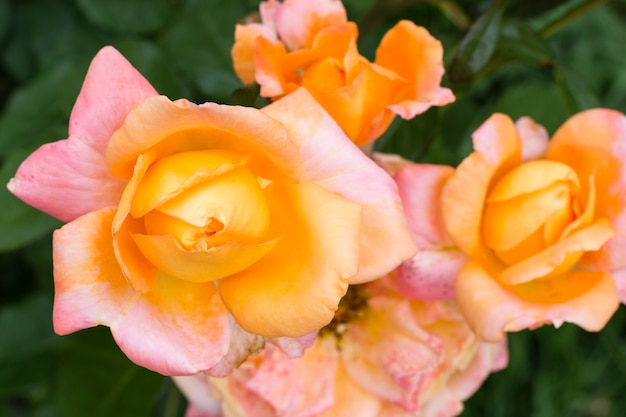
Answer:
top-left (441, 113), bottom-right (521, 257)
top-left (262, 88), bottom-right (417, 283)
top-left (546, 109), bottom-right (626, 271)
top-left (173, 375), bottom-right (223, 417)
top-left (515, 116), bottom-right (549, 162)
top-left (8, 46), bottom-right (157, 222)
top-left (53, 208), bottom-right (231, 375)
top-left (244, 340), bottom-right (338, 417)
top-left (375, 20), bottom-right (455, 119)
top-left (274, 0), bottom-right (347, 50)
top-left (232, 23), bottom-right (278, 84)
top-left (456, 260), bottom-right (619, 341)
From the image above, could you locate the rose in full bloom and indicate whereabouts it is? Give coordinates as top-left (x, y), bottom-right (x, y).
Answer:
top-left (389, 111), bottom-right (626, 341)
top-left (7, 46), bottom-right (417, 375)
top-left (174, 278), bottom-right (508, 417)
top-left (231, 0), bottom-right (455, 146)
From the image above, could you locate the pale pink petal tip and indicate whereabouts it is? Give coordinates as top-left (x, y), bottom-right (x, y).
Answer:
top-left (515, 116), bottom-right (549, 161)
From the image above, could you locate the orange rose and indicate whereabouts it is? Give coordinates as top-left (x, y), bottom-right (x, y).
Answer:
top-left (397, 111), bottom-right (626, 341)
top-left (231, 0), bottom-right (454, 145)
top-left (7, 47), bottom-right (416, 375)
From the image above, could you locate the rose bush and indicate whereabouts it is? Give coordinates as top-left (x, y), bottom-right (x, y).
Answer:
top-left (389, 112), bottom-right (626, 341)
top-left (231, 0), bottom-right (454, 145)
top-left (175, 278), bottom-right (508, 417)
top-left (7, 46), bottom-right (417, 375)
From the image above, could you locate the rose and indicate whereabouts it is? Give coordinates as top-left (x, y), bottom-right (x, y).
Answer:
top-left (390, 112), bottom-right (626, 341)
top-left (231, 0), bottom-right (454, 145)
top-left (7, 46), bottom-right (417, 375)
top-left (175, 278), bottom-right (508, 417)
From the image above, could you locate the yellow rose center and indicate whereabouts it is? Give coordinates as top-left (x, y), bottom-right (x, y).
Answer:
top-left (482, 160), bottom-right (584, 269)
top-left (128, 149), bottom-right (277, 283)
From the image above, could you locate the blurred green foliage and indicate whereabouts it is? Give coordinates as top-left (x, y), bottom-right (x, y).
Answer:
top-left (0, 0), bottom-right (625, 416)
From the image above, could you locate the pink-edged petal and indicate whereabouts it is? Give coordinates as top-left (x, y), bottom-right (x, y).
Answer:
top-left (8, 46), bottom-right (157, 222)
top-left (52, 207), bottom-right (134, 334)
top-left (319, 364), bottom-right (382, 417)
top-left (53, 208), bottom-right (231, 375)
top-left (546, 108), bottom-right (626, 271)
top-left (232, 23), bottom-right (278, 84)
top-left (245, 340), bottom-right (338, 417)
top-left (274, 0), bottom-right (347, 50)
top-left (262, 88), bottom-right (417, 283)
top-left (515, 116), bottom-right (549, 162)
top-left (394, 249), bottom-right (468, 301)
top-left (611, 268), bottom-right (626, 305)
top-left (441, 113), bottom-right (521, 257)
top-left (456, 260), bottom-right (619, 342)
top-left (395, 163), bottom-right (456, 250)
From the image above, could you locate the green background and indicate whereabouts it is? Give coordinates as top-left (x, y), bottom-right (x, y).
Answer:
top-left (1, 0), bottom-right (625, 416)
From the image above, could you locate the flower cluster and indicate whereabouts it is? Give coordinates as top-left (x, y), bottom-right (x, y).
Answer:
top-left (6, 0), bottom-right (626, 415)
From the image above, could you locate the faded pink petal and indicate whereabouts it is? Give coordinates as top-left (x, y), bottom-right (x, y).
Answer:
top-left (274, 0), bottom-right (347, 50)
top-left (268, 331), bottom-right (318, 358)
top-left (245, 341), bottom-right (338, 417)
top-left (262, 88), bottom-right (417, 283)
top-left (8, 46), bottom-right (156, 222)
top-left (53, 208), bottom-right (231, 375)
top-left (395, 249), bottom-right (467, 301)
top-left (173, 375), bottom-right (223, 417)
top-left (515, 116), bottom-right (549, 162)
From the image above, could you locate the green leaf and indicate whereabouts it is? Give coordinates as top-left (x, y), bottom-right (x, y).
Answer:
top-left (74, 0), bottom-right (174, 35)
top-left (0, 0), bottom-right (10, 45)
top-left (554, 64), bottom-right (600, 112)
top-left (507, 0), bottom-right (572, 19)
top-left (158, 0), bottom-right (253, 103)
top-left (114, 40), bottom-right (188, 100)
top-left (497, 18), bottom-right (553, 66)
top-left (449, 2), bottom-right (505, 83)
top-left (55, 327), bottom-right (164, 417)
top-left (374, 108), bottom-right (441, 162)
top-left (0, 62), bottom-right (85, 155)
top-left (0, 150), bottom-right (62, 252)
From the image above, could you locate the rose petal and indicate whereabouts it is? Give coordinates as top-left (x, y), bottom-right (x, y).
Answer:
top-left (274, 0), bottom-right (347, 50)
top-left (515, 116), bottom-right (549, 161)
top-left (262, 88), bottom-right (417, 283)
top-left (173, 375), bottom-right (223, 417)
top-left (375, 20), bottom-right (455, 119)
top-left (456, 260), bottom-right (619, 341)
top-left (395, 163), bottom-right (456, 250)
top-left (395, 249), bottom-right (467, 301)
top-left (7, 46), bottom-right (156, 222)
top-left (546, 108), bottom-right (626, 271)
top-left (218, 181), bottom-right (359, 338)
top-left (232, 23), bottom-right (277, 84)
top-left (269, 331), bottom-right (318, 358)
top-left (245, 340), bottom-right (338, 417)
top-left (318, 364), bottom-right (382, 417)
top-left (53, 207), bottom-right (231, 375)
top-left (441, 113), bottom-right (521, 257)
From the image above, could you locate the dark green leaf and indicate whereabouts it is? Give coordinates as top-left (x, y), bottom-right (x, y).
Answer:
top-left (497, 18), bottom-right (553, 66)
top-left (158, 0), bottom-right (252, 103)
top-left (114, 40), bottom-right (188, 100)
top-left (449, 2), bottom-right (505, 83)
top-left (74, 0), bottom-right (174, 35)
top-left (0, 0), bottom-right (10, 45)
top-left (0, 62), bottom-right (85, 155)
top-left (507, 0), bottom-right (572, 19)
top-left (55, 327), bottom-right (164, 417)
top-left (0, 150), bottom-right (62, 252)
top-left (554, 64), bottom-right (600, 112)
top-left (375, 108), bottom-right (441, 162)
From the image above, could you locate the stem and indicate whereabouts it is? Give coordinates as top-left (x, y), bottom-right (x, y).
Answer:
top-left (539, 0), bottom-right (608, 38)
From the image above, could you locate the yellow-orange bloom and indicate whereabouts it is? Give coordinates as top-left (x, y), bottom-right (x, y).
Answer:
top-left (231, 0), bottom-right (454, 146)
top-left (440, 111), bottom-right (626, 341)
